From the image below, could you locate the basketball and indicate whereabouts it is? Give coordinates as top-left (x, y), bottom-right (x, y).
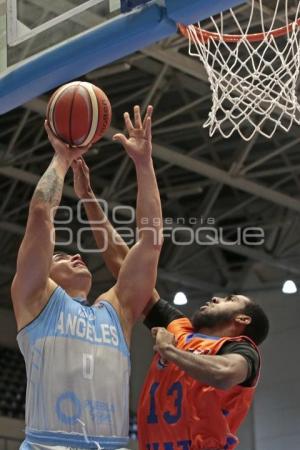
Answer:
top-left (46, 81), bottom-right (112, 147)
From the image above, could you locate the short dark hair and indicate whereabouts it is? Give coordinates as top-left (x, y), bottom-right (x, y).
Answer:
top-left (241, 300), bottom-right (269, 346)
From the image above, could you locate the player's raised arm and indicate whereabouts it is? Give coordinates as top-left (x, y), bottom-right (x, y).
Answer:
top-left (72, 156), bottom-right (161, 307)
top-left (72, 157), bottom-right (129, 279)
top-left (111, 105), bottom-right (163, 324)
top-left (11, 123), bottom-right (89, 330)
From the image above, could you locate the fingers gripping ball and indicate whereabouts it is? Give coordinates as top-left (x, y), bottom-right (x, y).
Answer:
top-left (46, 81), bottom-right (112, 147)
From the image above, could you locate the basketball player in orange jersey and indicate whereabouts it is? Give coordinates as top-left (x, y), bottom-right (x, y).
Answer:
top-left (71, 128), bottom-right (269, 450)
top-left (139, 296), bottom-right (269, 450)
top-left (11, 105), bottom-right (164, 450)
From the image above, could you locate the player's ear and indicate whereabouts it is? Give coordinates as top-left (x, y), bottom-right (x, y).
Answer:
top-left (235, 314), bottom-right (252, 326)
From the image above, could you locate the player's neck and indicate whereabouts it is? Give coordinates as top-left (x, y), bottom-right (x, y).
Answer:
top-left (58, 274), bottom-right (92, 299)
top-left (60, 281), bottom-right (90, 300)
top-left (198, 324), bottom-right (239, 338)
top-left (65, 287), bottom-right (89, 299)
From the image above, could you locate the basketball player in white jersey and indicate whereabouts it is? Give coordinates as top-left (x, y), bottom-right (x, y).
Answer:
top-left (11, 105), bottom-right (163, 450)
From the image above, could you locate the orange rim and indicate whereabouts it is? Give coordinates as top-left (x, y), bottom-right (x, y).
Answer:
top-left (178, 19), bottom-right (300, 43)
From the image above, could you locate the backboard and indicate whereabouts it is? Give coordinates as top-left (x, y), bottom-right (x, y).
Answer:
top-left (0, 0), bottom-right (244, 113)
top-left (2, 0), bottom-right (123, 71)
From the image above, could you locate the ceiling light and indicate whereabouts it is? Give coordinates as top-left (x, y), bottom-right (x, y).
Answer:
top-left (173, 292), bottom-right (188, 305)
top-left (282, 280), bottom-right (297, 294)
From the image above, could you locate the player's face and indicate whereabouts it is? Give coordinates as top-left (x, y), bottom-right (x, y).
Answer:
top-left (192, 294), bottom-right (251, 331)
top-left (50, 252), bottom-right (92, 281)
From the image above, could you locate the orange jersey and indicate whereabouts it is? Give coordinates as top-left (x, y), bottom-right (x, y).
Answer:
top-left (138, 318), bottom-right (260, 450)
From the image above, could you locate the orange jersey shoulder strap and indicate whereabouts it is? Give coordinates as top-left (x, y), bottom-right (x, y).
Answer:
top-left (167, 318), bottom-right (193, 349)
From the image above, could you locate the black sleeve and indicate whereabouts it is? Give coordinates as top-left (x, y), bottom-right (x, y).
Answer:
top-left (144, 298), bottom-right (186, 329)
top-left (217, 341), bottom-right (260, 387)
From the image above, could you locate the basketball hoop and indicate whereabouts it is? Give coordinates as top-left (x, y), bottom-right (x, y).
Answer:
top-left (178, 0), bottom-right (300, 141)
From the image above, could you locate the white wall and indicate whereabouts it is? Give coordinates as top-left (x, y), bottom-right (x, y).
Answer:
top-left (0, 417), bottom-right (24, 450)
top-left (248, 288), bottom-right (300, 450)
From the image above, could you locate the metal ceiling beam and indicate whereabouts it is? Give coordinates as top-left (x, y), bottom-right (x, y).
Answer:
top-left (240, 137), bottom-right (300, 175)
top-left (142, 45), bottom-right (208, 82)
top-left (0, 165), bottom-right (77, 199)
top-left (219, 243), bottom-right (300, 276)
top-left (172, 228), bottom-right (300, 276)
top-left (141, 63), bottom-right (169, 113)
top-left (131, 57), bottom-right (208, 97)
top-left (149, 141), bottom-right (300, 213)
top-left (0, 220), bottom-right (26, 235)
top-left (247, 164), bottom-right (300, 178)
top-left (158, 268), bottom-right (224, 292)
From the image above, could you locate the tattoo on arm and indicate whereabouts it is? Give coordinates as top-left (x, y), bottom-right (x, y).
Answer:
top-left (32, 164), bottom-right (64, 209)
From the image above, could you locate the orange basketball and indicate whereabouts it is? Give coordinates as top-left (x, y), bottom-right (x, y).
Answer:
top-left (46, 81), bottom-right (112, 147)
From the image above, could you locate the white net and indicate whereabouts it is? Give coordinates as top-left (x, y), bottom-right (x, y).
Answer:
top-left (182, 0), bottom-right (300, 141)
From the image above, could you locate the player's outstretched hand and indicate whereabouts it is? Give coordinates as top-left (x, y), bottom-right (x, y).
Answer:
top-left (72, 157), bottom-right (92, 199)
top-left (112, 105), bottom-right (153, 164)
top-left (45, 121), bottom-right (91, 164)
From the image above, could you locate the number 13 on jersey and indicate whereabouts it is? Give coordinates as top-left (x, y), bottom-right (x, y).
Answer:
top-left (147, 381), bottom-right (183, 424)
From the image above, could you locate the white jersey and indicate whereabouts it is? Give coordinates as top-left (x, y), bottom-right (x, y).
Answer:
top-left (17, 286), bottom-right (130, 449)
